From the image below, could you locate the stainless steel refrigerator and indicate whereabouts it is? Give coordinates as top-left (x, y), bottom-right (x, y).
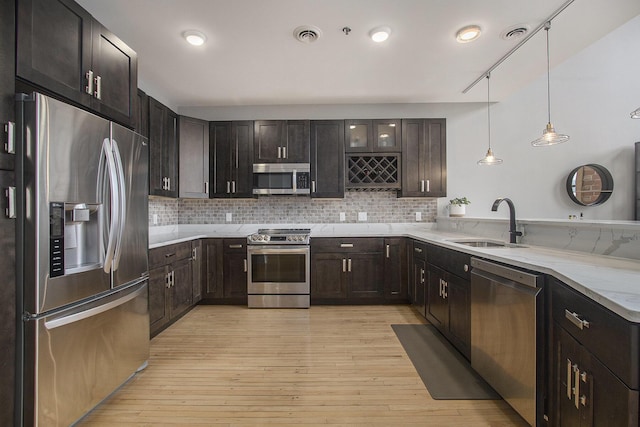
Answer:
top-left (15, 92), bottom-right (150, 426)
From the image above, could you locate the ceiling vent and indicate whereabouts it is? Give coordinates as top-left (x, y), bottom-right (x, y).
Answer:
top-left (500, 25), bottom-right (530, 41)
top-left (293, 25), bottom-right (322, 43)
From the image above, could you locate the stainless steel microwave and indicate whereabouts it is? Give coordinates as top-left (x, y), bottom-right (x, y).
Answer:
top-left (252, 163), bottom-right (311, 195)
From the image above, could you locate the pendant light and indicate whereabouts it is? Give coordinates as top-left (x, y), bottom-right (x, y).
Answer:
top-left (531, 22), bottom-right (569, 147)
top-left (631, 107), bottom-right (640, 119)
top-left (478, 74), bottom-right (503, 165)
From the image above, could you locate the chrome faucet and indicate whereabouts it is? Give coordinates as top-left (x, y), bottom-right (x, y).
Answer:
top-left (491, 198), bottom-right (522, 244)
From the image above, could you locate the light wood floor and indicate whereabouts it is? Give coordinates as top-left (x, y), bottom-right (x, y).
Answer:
top-left (80, 305), bottom-right (527, 426)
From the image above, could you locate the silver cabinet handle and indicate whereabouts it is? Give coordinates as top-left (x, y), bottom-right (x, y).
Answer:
top-left (420, 268), bottom-right (425, 284)
top-left (94, 75), bottom-right (102, 100)
top-left (340, 243), bottom-right (354, 248)
top-left (311, 180), bottom-right (316, 193)
top-left (166, 271), bottom-right (171, 288)
top-left (192, 247), bottom-right (197, 261)
top-left (226, 181), bottom-right (231, 193)
top-left (229, 244), bottom-right (243, 249)
top-left (342, 259), bottom-right (346, 273)
top-left (565, 309), bottom-right (590, 330)
top-left (5, 187), bottom-right (16, 219)
top-left (566, 359), bottom-right (572, 400)
top-left (426, 179), bottom-right (430, 192)
top-left (443, 281), bottom-right (448, 298)
top-left (282, 146), bottom-right (287, 159)
top-left (420, 180), bottom-right (425, 192)
top-left (278, 146), bottom-right (282, 159)
top-left (414, 247), bottom-right (423, 253)
top-left (232, 181), bottom-right (236, 193)
top-left (243, 259), bottom-right (247, 273)
top-left (579, 371), bottom-right (588, 407)
top-left (386, 244), bottom-right (390, 258)
top-left (438, 278), bottom-right (443, 297)
top-left (463, 264), bottom-right (469, 272)
top-left (4, 121), bottom-right (15, 154)
top-left (347, 258), bottom-right (352, 272)
top-left (167, 177), bottom-right (171, 191)
top-left (574, 364), bottom-right (580, 409)
top-left (86, 70), bottom-right (94, 95)
top-left (204, 181), bottom-right (209, 194)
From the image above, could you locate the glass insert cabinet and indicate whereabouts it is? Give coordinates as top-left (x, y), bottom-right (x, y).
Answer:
top-left (345, 119), bottom-right (401, 152)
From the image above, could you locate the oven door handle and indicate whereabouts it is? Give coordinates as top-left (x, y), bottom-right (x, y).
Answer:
top-left (247, 245), bottom-right (310, 255)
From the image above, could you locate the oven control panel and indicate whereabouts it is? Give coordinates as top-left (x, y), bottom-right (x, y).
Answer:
top-left (248, 229), bottom-right (310, 245)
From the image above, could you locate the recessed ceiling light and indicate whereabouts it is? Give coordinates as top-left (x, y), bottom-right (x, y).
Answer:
top-left (369, 26), bottom-right (391, 43)
top-left (183, 30), bottom-right (207, 46)
top-left (456, 25), bottom-right (481, 43)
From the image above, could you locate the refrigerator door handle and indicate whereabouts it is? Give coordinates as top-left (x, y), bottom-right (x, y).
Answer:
top-left (44, 283), bottom-right (146, 330)
top-left (102, 138), bottom-right (119, 274)
top-left (111, 139), bottom-right (127, 272)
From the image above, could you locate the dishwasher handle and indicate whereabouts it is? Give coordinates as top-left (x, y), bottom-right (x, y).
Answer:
top-left (471, 257), bottom-right (541, 288)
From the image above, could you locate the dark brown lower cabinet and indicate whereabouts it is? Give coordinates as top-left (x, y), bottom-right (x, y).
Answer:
top-left (201, 238), bottom-right (247, 304)
top-left (383, 237), bottom-right (408, 301)
top-left (148, 242), bottom-right (194, 337)
top-left (555, 325), bottom-right (639, 426)
top-left (410, 241), bottom-right (427, 317)
top-left (310, 238), bottom-right (385, 304)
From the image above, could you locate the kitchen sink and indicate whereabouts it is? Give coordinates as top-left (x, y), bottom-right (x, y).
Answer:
top-left (446, 239), bottom-right (527, 248)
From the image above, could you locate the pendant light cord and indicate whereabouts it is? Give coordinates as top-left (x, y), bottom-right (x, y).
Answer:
top-left (545, 22), bottom-right (552, 124)
top-left (486, 74), bottom-right (492, 150)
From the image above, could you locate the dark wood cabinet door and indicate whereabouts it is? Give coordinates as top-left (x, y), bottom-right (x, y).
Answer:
top-left (0, 169), bottom-right (15, 426)
top-left (170, 258), bottom-right (193, 319)
top-left (348, 253), bottom-right (384, 298)
top-left (426, 264), bottom-right (447, 328)
top-left (133, 89), bottom-right (149, 138)
top-left (383, 238), bottom-right (407, 300)
top-left (284, 120), bottom-right (310, 162)
top-left (148, 97), bottom-right (166, 195)
top-left (401, 119), bottom-right (446, 197)
top-left (310, 120), bottom-right (344, 198)
top-left (191, 240), bottom-right (202, 304)
top-left (202, 239), bottom-right (224, 299)
top-left (230, 121), bottom-right (253, 198)
top-left (447, 274), bottom-right (470, 359)
top-left (254, 120), bottom-right (282, 162)
top-left (223, 252), bottom-right (248, 299)
top-left (0, 0), bottom-right (15, 172)
top-left (412, 258), bottom-right (426, 317)
top-left (311, 252), bottom-right (347, 299)
top-left (373, 119), bottom-right (401, 152)
top-left (149, 265), bottom-right (169, 335)
top-left (210, 122), bottom-right (232, 197)
top-left (90, 23), bottom-right (137, 126)
top-left (179, 116), bottom-right (209, 198)
top-left (163, 108), bottom-right (179, 197)
top-left (16, 0), bottom-right (93, 106)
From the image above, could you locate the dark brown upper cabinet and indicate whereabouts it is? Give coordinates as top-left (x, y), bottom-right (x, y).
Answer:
top-left (149, 97), bottom-right (178, 197)
top-left (254, 120), bottom-right (310, 163)
top-left (310, 120), bottom-right (344, 198)
top-left (345, 119), bottom-right (401, 153)
top-left (400, 118), bottom-right (446, 197)
top-left (210, 121), bottom-right (254, 198)
top-left (16, 0), bottom-right (137, 127)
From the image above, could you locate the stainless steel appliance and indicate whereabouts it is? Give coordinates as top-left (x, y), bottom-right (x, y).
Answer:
top-left (252, 163), bottom-right (311, 195)
top-left (15, 92), bottom-right (150, 426)
top-left (247, 229), bottom-right (310, 308)
top-left (470, 258), bottom-right (544, 426)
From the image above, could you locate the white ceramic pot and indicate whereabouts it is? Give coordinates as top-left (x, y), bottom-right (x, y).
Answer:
top-left (449, 204), bottom-right (466, 217)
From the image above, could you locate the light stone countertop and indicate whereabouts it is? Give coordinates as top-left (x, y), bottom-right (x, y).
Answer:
top-left (149, 223), bottom-right (640, 323)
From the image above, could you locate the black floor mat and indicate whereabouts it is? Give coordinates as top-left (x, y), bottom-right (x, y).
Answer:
top-left (391, 324), bottom-right (500, 400)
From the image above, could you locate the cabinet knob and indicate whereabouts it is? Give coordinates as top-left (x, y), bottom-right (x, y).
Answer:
top-left (463, 264), bottom-right (469, 272)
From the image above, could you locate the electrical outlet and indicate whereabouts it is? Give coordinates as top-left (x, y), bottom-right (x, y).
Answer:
top-left (153, 214), bottom-right (158, 225)
top-left (358, 212), bottom-right (367, 222)
top-left (225, 212), bottom-right (232, 222)
top-left (415, 212), bottom-right (422, 221)
top-left (339, 212), bottom-right (346, 222)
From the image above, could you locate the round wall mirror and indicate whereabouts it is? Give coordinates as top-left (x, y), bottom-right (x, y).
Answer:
top-left (566, 164), bottom-right (614, 206)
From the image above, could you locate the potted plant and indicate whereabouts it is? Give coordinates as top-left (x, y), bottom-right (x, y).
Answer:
top-left (449, 197), bottom-right (470, 217)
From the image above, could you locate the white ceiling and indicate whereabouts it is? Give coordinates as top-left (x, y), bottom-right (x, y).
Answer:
top-left (76, 0), bottom-right (640, 108)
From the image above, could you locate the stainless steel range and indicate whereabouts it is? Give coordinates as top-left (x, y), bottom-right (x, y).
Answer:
top-left (247, 229), bottom-right (311, 308)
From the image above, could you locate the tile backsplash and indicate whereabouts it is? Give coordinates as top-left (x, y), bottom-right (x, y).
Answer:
top-left (149, 192), bottom-right (437, 226)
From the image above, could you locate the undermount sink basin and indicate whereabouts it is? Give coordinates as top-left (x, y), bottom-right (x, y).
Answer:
top-left (446, 239), bottom-right (527, 248)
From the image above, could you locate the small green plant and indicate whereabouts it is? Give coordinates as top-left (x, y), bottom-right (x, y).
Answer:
top-left (449, 197), bottom-right (470, 206)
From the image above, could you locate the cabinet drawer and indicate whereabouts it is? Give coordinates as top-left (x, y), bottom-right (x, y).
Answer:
top-left (223, 238), bottom-right (247, 253)
top-left (552, 278), bottom-right (640, 389)
top-left (427, 244), bottom-right (470, 280)
top-left (311, 237), bottom-right (383, 253)
top-left (149, 241), bottom-right (193, 268)
top-left (412, 241), bottom-right (427, 260)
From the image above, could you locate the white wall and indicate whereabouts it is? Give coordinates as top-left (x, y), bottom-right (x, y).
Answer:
top-left (178, 15), bottom-right (640, 222)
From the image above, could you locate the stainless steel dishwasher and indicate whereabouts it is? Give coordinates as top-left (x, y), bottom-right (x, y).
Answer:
top-left (470, 258), bottom-right (544, 427)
